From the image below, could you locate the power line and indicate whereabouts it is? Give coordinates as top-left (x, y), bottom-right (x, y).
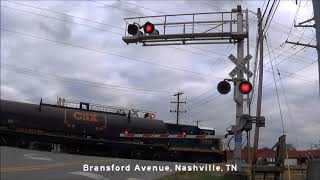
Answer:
top-left (207, 45), bottom-right (236, 74)
top-left (92, 0), bottom-right (234, 59)
top-left (191, 44), bottom-right (312, 111)
top-left (4, 0), bottom-right (123, 30)
top-left (188, 87), bottom-right (216, 103)
top-left (2, 28), bottom-right (220, 78)
top-left (263, 0), bottom-right (281, 34)
top-left (266, 35), bottom-right (285, 134)
top-left (189, 57), bottom-right (318, 115)
top-left (186, 91), bottom-right (220, 110)
top-left (90, 0), bottom-right (143, 16)
top-left (264, 34), bottom-right (316, 72)
top-left (199, 0), bottom-right (314, 41)
top-left (262, 0), bottom-right (271, 20)
top-left (1, 63), bottom-right (174, 95)
top-left (1, 5), bottom-right (123, 35)
top-left (10, 0), bottom-right (313, 66)
top-left (286, 0), bottom-right (302, 41)
top-left (188, 46), bottom-right (236, 104)
top-left (269, 42), bottom-right (300, 150)
top-left (4, 1), bottom-right (228, 63)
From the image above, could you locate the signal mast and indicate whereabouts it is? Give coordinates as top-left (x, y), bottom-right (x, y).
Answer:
top-left (121, 5), bottom-right (265, 171)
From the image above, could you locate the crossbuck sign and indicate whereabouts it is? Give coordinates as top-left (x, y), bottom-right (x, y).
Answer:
top-left (228, 54), bottom-right (253, 78)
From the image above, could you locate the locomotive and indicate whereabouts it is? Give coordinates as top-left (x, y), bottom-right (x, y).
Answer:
top-left (0, 99), bottom-right (225, 163)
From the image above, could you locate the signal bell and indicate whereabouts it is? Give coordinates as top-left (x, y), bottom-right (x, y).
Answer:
top-left (217, 80), bottom-right (231, 94)
top-left (239, 81), bottom-right (252, 94)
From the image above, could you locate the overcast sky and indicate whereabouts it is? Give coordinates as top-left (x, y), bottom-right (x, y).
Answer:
top-left (1, 0), bottom-right (319, 150)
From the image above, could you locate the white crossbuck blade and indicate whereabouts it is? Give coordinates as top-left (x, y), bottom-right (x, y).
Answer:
top-left (228, 54), bottom-right (253, 78)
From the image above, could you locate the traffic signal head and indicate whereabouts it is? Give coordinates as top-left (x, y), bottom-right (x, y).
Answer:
top-left (144, 22), bottom-right (155, 34)
top-left (239, 81), bottom-right (252, 94)
top-left (217, 80), bottom-right (231, 94)
top-left (127, 23), bottom-right (139, 35)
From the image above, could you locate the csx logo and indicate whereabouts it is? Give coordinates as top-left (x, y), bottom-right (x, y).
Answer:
top-left (73, 112), bottom-right (97, 122)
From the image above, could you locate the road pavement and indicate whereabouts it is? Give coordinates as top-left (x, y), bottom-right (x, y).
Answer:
top-left (0, 146), bottom-right (177, 180)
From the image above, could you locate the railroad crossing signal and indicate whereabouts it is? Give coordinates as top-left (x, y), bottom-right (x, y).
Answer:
top-left (228, 54), bottom-right (253, 78)
top-left (122, 6), bottom-right (250, 171)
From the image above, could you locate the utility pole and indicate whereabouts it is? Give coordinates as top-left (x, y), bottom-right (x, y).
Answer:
top-left (193, 120), bottom-right (201, 127)
top-left (170, 92), bottom-right (186, 125)
top-left (233, 6), bottom-right (245, 170)
top-left (285, 0), bottom-right (320, 95)
top-left (252, 8), bottom-right (264, 165)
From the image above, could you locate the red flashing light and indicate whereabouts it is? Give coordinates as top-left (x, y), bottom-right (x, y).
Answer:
top-left (144, 22), bottom-right (154, 34)
top-left (182, 132), bottom-right (187, 136)
top-left (239, 81), bottom-right (252, 94)
top-left (124, 130), bottom-right (129, 135)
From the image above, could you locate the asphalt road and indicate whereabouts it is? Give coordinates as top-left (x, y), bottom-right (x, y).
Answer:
top-left (0, 146), bottom-right (177, 180)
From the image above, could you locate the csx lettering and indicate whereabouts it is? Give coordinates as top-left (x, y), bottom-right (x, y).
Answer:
top-left (73, 112), bottom-right (97, 122)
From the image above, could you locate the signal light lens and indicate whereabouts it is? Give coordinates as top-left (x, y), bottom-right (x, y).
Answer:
top-left (181, 132), bottom-right (187, 136)
top-left (150, 113), bottom-right (155, 119)
top-left (239, 81), bottom-right (252, 94)
top-left (128, 24), bottom-right (139, 35)
top-left (144, 22), bottom-right (155, 34)
top-left (124, 130), bottom-right (129, 135)
top-left (217, 80), bottom-right (231, 94)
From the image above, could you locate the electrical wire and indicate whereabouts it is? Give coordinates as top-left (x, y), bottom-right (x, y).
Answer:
top-left (266, 35), bottom-right (285, 134)
top-left (4, 0), bottom-right (123, 30)
top-left (263, 0), bottom-right (281, 34)
top-left (186, 91), bottom-right (220, 110)
top-left (272, 56), bottom-right (300, 150)
top-left (1, 5), bottom-right (123, 36)
top-left (262, 0), bottom-right (271, 21)
top-left (267, 37), bottom-right (317, 88)
top-left (1, 28), bottom-right (220, 78)
top-left (264, 46), bottom-right (308, 72)
top-left (285, 0), bottom-right (302, 42)
top-left (3, 1), bottom-right (228, 63)
top-left (188, 87), bottom-right (216, 103)
top-left (1, 63), bottom-right (175, 95)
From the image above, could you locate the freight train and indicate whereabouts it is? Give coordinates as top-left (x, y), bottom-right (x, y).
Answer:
top-left (0, 99), bottom-right (225, 163)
